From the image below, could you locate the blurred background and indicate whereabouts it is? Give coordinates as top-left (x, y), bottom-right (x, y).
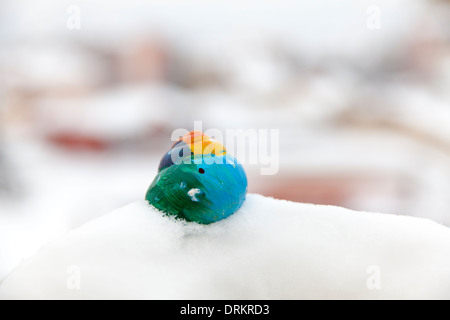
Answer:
top-left (1, 0), bottom-right (450, 279)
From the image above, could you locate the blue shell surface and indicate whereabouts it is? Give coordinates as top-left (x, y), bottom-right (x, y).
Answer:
top-left (146, 154), bottom-right (247, 224)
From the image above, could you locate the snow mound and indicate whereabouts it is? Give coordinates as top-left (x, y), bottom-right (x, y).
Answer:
top-left (1, 194), bottom-right (450, 300)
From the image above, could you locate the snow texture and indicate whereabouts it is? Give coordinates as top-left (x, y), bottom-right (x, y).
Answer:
top-left (1, 194), bottom-right (450, 300)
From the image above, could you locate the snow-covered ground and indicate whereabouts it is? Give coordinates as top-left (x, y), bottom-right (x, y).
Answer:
top-left (0, 140), bottom-right (160, 280)
top-left (1, 194), bottom-right (450, 300)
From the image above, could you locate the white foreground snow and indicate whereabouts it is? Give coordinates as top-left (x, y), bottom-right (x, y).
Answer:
top-left (1, 194), bottom-right (450, 300)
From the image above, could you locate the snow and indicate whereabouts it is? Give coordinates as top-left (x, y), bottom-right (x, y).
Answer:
top-left (1, 194), bottom-right (450, 300)
top-left (187, 188), bottom-right (201, 202)
top-left (0, 141), bottom-right (160, 281)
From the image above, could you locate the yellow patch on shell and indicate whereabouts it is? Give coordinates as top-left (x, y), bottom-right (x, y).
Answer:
top-left (180, 131), bottom-right (227, 157)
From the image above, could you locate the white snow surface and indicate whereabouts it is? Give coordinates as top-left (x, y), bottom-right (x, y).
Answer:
top-left (1, 194), bottom-right (450, 300)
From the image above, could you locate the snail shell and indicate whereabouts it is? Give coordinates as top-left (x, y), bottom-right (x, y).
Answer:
top-left (145, 131), bottom-right (247, 224)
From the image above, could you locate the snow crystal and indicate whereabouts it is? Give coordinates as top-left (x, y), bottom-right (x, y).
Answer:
top-left (187, 188), bottom-right (201, 202)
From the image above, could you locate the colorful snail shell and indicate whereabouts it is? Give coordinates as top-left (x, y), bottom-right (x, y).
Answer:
top-left (145, 131), bottom-right (248, 224)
